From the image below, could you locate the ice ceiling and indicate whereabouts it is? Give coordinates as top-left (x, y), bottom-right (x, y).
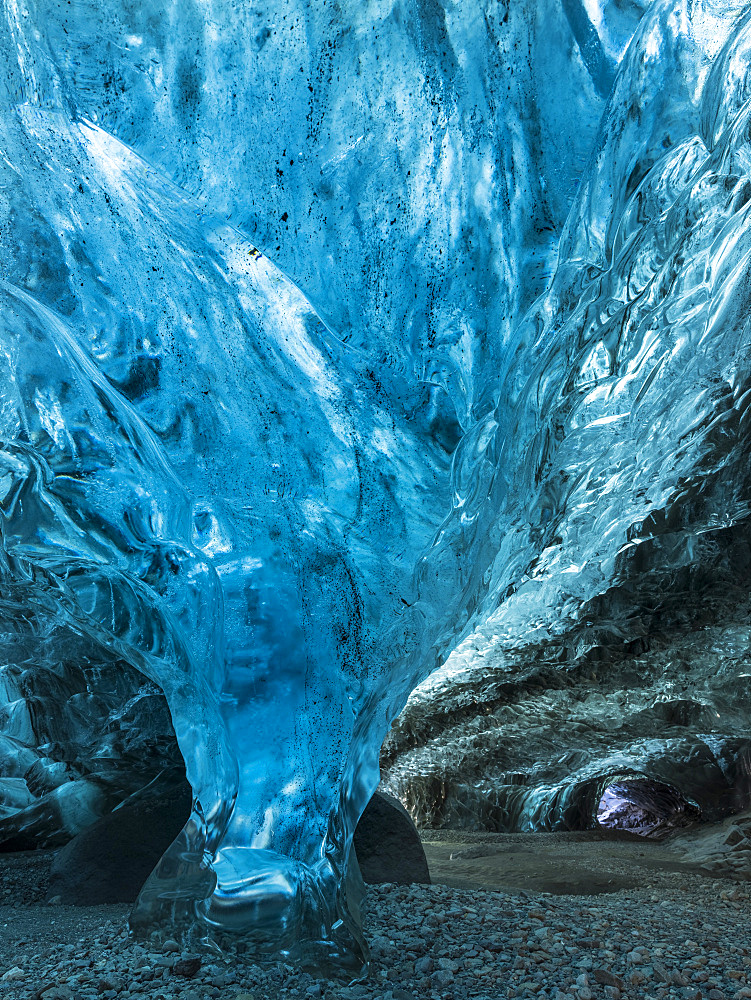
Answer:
top-left (2, 0), bottom-right (751, 977)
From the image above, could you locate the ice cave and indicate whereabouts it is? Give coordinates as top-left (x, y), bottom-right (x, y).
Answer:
top-left (3, 0), bottom-right (751, 989)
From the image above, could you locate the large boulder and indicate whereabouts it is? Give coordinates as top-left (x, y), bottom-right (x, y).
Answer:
top-left (45, 772), bottom-right (191, 905)
top-left (353, 791), bottom-right (430, 886)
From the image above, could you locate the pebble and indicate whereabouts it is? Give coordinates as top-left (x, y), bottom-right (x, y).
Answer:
top-left (0, 876), bottom-right (748, 1000)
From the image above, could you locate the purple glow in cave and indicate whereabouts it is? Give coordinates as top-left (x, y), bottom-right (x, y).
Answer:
top-left (597, 780), bottom-right (700, 837)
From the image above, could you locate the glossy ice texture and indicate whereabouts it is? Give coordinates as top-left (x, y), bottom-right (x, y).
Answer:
top-left (1, 0), bottom-right (750, 976)
top-left (384, 0), bottom-right (751, 841)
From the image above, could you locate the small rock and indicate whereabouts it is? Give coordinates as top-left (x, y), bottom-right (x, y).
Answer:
top-left (593, 970), bottom-right (624, 989)
top-left (430, 969), bottom-right (454, 986)
top-left (162, 938), bottom-right (180, 953)
top-left (437, 957), bottom-right (459, 972)
top-left (172, 956), bottom-right (202, 978)
top-left (627, 949), bottom-right (648, 965)
top-left (94, 979), bottom-right (121, 994)
top-left (1, 967), bottom-right (25, 982)
top-left (653, 962), bottom-right (672, 983)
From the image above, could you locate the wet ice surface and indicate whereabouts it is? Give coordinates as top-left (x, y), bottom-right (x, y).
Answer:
top-left (3, 0), bottom-right (751, 976)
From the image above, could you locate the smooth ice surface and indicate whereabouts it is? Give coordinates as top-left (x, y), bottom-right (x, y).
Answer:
top-left (3, 0), bottom-right (751, 976)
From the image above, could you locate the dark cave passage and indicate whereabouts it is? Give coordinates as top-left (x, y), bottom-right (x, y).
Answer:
top-left (596, 777), bottom-right (701, 837)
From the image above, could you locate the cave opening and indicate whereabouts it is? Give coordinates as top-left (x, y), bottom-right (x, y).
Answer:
top-left (596, 777), bottom-right (701, 837)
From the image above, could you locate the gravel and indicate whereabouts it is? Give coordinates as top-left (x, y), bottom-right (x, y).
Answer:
top-left (0, 856), bottom-right (749, 999)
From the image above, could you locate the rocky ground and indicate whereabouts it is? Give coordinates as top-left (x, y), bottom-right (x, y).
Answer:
top-left (1, 828), bottom-right (750, 1000)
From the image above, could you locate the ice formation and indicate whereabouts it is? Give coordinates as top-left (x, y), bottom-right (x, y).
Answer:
top-left (384, 0), bottom-right (751, 839)
top-left (2, 0), bottom-right (751, 978)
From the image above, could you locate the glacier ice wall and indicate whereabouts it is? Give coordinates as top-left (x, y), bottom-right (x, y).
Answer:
top-left (0, 0), bottom-right (630, 972)
top-left (15, 0), bottom-right (639, 431)
top-left (4, 0), bottom-right (751, 977)
top-left (386, 0), bottom-right (751, 836)
top-left (425, 0), bottom-right (751, 650)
